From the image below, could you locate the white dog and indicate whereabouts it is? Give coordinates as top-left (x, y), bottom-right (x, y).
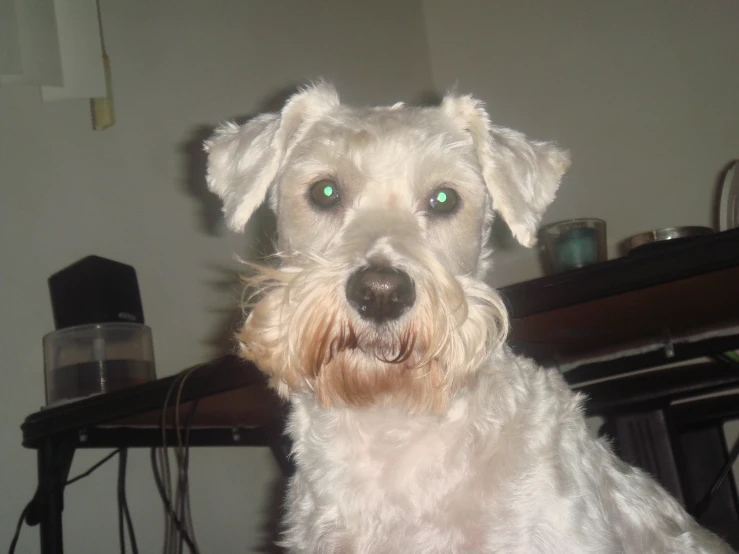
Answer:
top-left (205, 84), bottom-right (734, 553)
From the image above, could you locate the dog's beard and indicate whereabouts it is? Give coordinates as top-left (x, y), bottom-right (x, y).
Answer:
top-left (238, 252), bottom-right (508, 413)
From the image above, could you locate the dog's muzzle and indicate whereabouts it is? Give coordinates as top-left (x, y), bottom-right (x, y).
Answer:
top-left (346, 266), bottom-right (415, 324)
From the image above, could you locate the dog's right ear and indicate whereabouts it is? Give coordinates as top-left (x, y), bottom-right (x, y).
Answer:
top-left (204, 83), bottom-right (340, 232)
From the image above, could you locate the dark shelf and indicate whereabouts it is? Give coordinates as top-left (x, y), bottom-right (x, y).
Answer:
top-left (21, 355), bottom-right (282, 449)
top-left (501, 227), bottom-right (739, 318)
top-left (572, 362), bottom-right (739, 417)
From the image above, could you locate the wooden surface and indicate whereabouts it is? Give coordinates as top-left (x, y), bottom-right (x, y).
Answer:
top-left (105, 382), bottom-right (282, 429)
top-left (509, 267), bottom-right (739, 366)
top-left (502, 227), bottom-right (739, 318)
top-left (21, 355), bottom-right (282, 448)
top-left (22, 229), bottom-right (739, 446)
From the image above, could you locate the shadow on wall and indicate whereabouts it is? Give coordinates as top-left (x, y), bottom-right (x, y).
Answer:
top-left (178, 84), bottom-right (308, 237)
top-left (177, 85), bottom-right (304, 359)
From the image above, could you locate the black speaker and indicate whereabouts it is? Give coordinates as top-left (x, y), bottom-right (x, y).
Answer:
top-left (48, 255), bottom-right (145, 330)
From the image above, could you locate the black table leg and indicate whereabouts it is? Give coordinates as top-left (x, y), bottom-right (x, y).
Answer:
top-left (676, 424), bottom-right (739, 548)
top-left (602, 409), bottom-right (685, 502)
top-left (37, 438), bottom-right (66, 554)
top-left (602, 410), bottom-right (739, 549)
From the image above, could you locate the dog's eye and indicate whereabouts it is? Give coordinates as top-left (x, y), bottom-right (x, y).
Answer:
top-left (428, 187), bottom-right (459, 215)
top-left (309, 180), bottom-right (341, 209)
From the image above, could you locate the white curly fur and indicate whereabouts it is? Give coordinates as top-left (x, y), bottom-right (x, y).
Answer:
top-left (206, 84), bottom-right (734, 553)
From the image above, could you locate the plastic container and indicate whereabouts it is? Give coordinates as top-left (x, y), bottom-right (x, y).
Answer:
top-left (43, 323), bottom-right (156, 406)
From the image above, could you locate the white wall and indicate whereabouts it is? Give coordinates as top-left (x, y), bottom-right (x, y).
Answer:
top-left (424, 0), bottom-right (739, 498)
top-left (0, 1), bottom-right (433, 551)
top-left (423, 0), bottom-right (739, 286)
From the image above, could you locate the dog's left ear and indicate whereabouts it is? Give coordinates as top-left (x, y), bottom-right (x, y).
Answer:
top-left (204, 83), bottom-right (340, 232)
top-left (441, 94), bottom-right (571, 247)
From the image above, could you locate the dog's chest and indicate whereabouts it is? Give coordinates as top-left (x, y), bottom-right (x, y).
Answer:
top-left (285, 395), bottom-right (527, 553)
top-left (290, 398), bottom-right (480, 511)
top-left (284, 382), bottom-right (602, 553)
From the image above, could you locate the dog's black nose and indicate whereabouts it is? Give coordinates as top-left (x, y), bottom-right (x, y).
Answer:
top-left (346, 266), bottom-right (415, 323)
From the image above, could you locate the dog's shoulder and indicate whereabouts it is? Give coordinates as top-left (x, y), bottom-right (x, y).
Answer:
top-left (475, 348), bottom-right (586, 421)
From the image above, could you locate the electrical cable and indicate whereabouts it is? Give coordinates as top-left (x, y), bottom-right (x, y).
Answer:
top-left (67, 448), bottom-right (122, 485)
top-left (172, 367), bottom-right (201, 553)
top-left (160, 372), bottom-right (181, 553)
top-left (175, 369), bottom-right (201, 554)
top-left (117, 448), bottom-right (138, 554)
top-left (693, 435), bottom-right (739, 520)
top-left (7, 500), bottom-right (31, 554)
top-left (177, 398), bottom-right (200, 554)
top-left (149, 447), bottom-right (198, 552)
top-left (155, 364), bottom-right (205, 554)
top-left (8, 448), bottom-right (121, 554)
top-left (11, 362), bottom-right (207, 554)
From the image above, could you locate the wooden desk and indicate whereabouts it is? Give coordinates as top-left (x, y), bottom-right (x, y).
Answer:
top-left (21, 227), bottom-right (739, 553)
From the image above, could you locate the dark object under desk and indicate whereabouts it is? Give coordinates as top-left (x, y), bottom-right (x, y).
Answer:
top-left (21, 356), bottom-right (286, 554)
top-left (21, 227), bottom-right (739, 553)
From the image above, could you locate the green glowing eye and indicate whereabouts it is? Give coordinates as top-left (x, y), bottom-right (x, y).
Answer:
top-left (428, 187), bottom-right (459, 215)
top-left (309, 179), bottom-right (341, 209)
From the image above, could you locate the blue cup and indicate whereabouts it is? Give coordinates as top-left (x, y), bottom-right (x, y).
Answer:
top-left (541, 219), bottom-right (607, 273)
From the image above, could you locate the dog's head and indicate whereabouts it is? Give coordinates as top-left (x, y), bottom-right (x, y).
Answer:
top-left (205, 83), bottom-right (569, 412)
